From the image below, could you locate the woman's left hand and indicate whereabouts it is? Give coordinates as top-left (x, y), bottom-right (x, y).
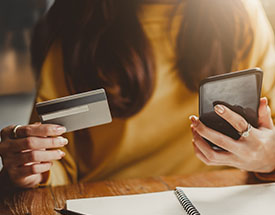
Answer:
top-left (190, 97), bottom-right (275, 173)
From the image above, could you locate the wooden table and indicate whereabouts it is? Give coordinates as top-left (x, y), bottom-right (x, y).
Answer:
top-left (0, 169), bottom-right (263, 215)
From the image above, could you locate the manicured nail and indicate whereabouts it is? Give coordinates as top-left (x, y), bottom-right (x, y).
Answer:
top-left (189, 115), bottom-right (199, 127)
top-left (55, 126), bottom-right (66, 133)
top-left (58, 137), bottom-right (68, 145)
top-left (214, 105), bottom-right (224, 114)
top-left (58, 150), bottom-right (65, 157)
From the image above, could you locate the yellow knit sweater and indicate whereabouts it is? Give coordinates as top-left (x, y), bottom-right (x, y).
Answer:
top-left (30, 0), bottom-right (275, 186)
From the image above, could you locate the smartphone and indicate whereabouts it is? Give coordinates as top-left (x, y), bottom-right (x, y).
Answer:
top-left (199, 68), bottom-right (263, 150)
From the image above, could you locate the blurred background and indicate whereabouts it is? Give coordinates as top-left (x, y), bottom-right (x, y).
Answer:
top-left (0, 0), bottom-right (54, 130)
top-left (0, 0), bottom-right (274, 130)
top-left (0, 1), bottom-right (274, 168)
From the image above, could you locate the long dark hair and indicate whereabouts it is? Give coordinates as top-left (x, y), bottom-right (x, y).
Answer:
top-left (31, 0), bottom-right (253, 118)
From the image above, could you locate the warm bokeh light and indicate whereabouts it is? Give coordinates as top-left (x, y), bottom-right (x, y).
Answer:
top-left (0, 0), bottom-right (274, 96)
top-left (261, 0), bottom-right (275, 30)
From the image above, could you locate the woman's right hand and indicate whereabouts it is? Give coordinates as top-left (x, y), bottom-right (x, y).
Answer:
top-left (0, 123), bottom-right (67, 188)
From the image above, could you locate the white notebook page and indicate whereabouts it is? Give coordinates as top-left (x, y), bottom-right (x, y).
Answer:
top-left (182, 183), bottom-right (275, 215)
top-left (67, 183), bottom-right (275, 215)
top-left (67, 191), bottom-right (186, 215)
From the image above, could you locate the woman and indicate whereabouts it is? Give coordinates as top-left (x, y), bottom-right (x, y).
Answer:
top-left (1, 0), bottom-right (275, 189)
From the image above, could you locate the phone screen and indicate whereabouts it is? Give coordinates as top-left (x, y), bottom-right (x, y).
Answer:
top-left (199, 69), bottom-right (262, 150)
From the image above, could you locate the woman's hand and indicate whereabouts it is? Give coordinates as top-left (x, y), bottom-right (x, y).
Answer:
top-left (190, 97), bottom-right (275, 173)
top-left (0, 123), bottom-right (67, 188)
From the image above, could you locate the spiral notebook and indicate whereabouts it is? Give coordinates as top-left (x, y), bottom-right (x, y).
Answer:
top-left (66, 183), bottom-right (275, 215)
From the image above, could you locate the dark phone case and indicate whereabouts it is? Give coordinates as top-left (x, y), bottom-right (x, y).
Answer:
top-left (199, 68), bottom-right (263, 151)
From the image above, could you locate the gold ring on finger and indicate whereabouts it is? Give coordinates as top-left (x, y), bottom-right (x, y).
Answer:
top-left (12, 125), bottom-right (22, 139)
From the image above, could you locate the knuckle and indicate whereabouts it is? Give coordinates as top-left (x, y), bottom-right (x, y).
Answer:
top-left (0, 126), bottom-right (13, 139)
top-left (30, 165), bottom-right (39, 174)
top-left (208, 160), bottom-right (215, 166)
top-left (29, 151), bottom-right (37, 162)
top-left (196, 151), bottom-right (213, 166)
top-left (25, 137), bottom-right (34, 148)
top-left (20, 153), bottom-right (29, 164)
top-left (21, 153), bottom-right (31, 164)
top-left (205, 161), bottom-right (211, 166)
top-left (206, 151), bottom-right (216, 161)
top-left (24, 126), bottom-right (32, 136)
top-left (203, 158), bottom-right (211, 166)
top-left (44, 126), bottom-right (53, 135)
top-left (236, 120), bottom-right (247, 131)
top-left (51, 138), bottom-right (57, 147)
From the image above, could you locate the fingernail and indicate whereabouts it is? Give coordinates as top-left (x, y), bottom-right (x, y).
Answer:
top-left (214, 105), bottom-right (224, 114)
top-left (58, 137), bottom-right (68, 145)
top-left (58, 150), bottom-right (65, 157)
top-left (189, 115), bottom-right (199, 127)
top-left (55, 126), bottom-right (66, 133)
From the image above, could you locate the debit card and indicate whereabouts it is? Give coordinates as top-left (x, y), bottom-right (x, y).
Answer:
top-left (36, 89), bottom-right (112, 132)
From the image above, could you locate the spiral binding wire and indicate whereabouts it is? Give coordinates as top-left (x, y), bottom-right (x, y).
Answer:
top-left (175, 188), bottom-right (201, 215)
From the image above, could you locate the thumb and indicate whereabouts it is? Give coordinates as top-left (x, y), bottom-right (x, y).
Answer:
top-left (258, 97), bottom-right (273, 129)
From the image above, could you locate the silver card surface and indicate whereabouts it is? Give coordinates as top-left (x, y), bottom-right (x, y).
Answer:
top-left (36, 89), bottom-right (112, 132)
